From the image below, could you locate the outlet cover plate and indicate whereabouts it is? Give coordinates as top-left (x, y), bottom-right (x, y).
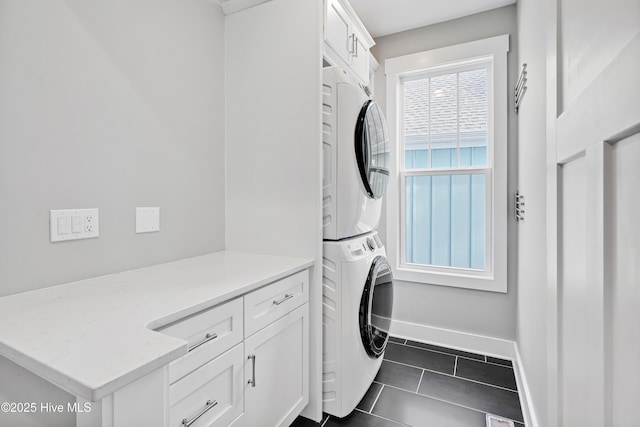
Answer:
top-left (136, 207), bottom-right (160, 233)
top-left (50, 209), bottom-right (99, 242)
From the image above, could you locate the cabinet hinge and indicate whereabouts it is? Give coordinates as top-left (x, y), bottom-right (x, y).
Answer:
top-left (515, 191), bottom-right (525, 222)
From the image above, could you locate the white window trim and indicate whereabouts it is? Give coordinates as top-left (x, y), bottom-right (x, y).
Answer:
top-left (385, 34), bottom-right (509, 293)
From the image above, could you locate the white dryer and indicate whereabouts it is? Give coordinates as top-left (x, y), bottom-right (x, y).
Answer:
top-left (322, 231), bottom-right (393, 417)
top-left (323, 66), bottom-right (390, 241)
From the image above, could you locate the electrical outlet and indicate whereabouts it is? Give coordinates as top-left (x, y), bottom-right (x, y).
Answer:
top-left (85, 215), bottom-right (95, 233)
top-left (50, 209), bottom-right (99, 242)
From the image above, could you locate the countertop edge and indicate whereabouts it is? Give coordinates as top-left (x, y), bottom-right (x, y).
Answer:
top-left (145, 258), bottom-right (314, 329)
top-left (0, 252), bottom-right (314, 401)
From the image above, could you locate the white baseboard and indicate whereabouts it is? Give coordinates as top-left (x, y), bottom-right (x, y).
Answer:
top-left (390, 319), bottom-right (516, 359)
top-left (389, 319), bottom-right (538, 427)
top-left (512, 344), bottom-right (539, 427)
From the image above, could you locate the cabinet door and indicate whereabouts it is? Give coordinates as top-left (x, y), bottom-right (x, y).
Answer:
top-left (350, 27), bottom-right (370, 84)
top-left (325, 0), bottom-right (352, 62)
top-left (244, 304), bottom-right (309, 427)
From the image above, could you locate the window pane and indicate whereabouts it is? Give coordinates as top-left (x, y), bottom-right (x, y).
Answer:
top-left (403, 67), bottom-right (488, 170)
top-left (403, 78), bottom-right (429, 169)
top-left (430, 74), bottom-right (457, 168)
top-left (405, 174), bottom-right (485, 269)
top-left (459, 68), bottom-right (488, 167)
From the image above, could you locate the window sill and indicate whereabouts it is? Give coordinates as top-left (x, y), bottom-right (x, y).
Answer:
top-left (393, 265), bottom-right (507, 293)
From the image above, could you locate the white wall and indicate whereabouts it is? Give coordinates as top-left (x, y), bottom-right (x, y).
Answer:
top-left (0, 1), bottom-right (226, 425)
top-left (515, 0), bottom-right (547, 424)
top-left (372, 5), bottom-right (518, 340)
top-left (225, 0), bottom-right (323, 420)
top-left (558, 0), bottom-right (640, 110)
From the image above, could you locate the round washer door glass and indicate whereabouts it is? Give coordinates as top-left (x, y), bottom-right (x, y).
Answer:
top-left (355, 100), bottom-right (390, 199)
top-left (359, 256), bottom-right (394, 358)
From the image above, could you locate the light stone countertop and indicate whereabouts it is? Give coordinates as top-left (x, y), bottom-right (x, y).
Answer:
top-left (0, 251), bottom-right (313, 401)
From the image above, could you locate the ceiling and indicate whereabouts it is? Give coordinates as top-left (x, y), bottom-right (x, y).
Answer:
top-left (348, 0), bottom-right (516, 38)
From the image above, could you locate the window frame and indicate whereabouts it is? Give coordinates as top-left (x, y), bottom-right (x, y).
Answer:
top-left (385, 35), bottom-right (509, 293)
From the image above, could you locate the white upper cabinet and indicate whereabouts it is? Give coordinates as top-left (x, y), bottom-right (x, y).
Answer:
top-left (324, 0), bottom-right (375, 86)
top-left (325, 0), bottom-right (352, 62)
top-left (349, 25), bottom-right (370, 84)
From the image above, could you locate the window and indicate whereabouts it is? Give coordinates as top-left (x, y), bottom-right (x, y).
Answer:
top-left (385, 35), bottom-right (509, 292)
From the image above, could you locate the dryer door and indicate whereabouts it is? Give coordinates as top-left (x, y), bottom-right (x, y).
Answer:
top-left (355, 100), bottom-right (390, 200)
top-left (359, 256), bottom-right (394, 358)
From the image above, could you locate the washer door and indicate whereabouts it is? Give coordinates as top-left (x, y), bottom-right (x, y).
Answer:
top-left (359, 256), bottom-right (394, 358)
top-left (355, 100), bottom-right (390, 200)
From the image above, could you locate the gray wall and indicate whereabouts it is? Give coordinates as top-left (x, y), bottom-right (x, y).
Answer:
top-left (0, 0), bottom-right (226, 298)
top-left (372, 5), bottom-right (518, 340)
top-left (0, 1), bottom-right (226, 425)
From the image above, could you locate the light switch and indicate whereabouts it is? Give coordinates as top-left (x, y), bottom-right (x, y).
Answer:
top-left (57, 217), bottom-right (70, 235)
top-left (50, 209), bottom-right (99, 242)
top-left (136, 207), bottom-right (160, 233)
top-left (71, 216), bottom-right (83, 233)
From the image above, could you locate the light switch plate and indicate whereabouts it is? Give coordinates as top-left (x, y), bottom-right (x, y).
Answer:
top-left (136, 207), bottom-right (160, 233)
top-left (50, 209), bottom-right (99, 242)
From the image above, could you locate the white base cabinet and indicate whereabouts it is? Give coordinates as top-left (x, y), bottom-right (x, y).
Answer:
top-left (77, 269), bottom-right (310, 427)
top-left (243, 304), bottom-right (309, 427)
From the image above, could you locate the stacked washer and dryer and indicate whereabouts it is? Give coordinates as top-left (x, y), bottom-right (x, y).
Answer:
top-left (322, 66), bottom-right (394, 418)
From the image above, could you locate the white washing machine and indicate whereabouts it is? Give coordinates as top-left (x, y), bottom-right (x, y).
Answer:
top-left (322, 231), bottom-right (393, 417)
top-left (322, 66), bottom-right (390, 241)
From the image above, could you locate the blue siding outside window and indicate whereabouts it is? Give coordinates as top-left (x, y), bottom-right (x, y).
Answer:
top-left (405, 149), bottom-right (486, 269)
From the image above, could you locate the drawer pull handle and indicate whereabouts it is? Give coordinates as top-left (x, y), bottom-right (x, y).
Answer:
top-left (181, 399), bottom-right (217, 427)
top-left (188, 332), bottom-right (218, 352)
top-left (247, 354), bottom-right (256, 387)
top-left (273, 293), bottom-right (294, 306)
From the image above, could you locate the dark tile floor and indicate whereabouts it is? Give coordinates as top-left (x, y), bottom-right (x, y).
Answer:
top-left (291, 337), bottom-right (525, 427)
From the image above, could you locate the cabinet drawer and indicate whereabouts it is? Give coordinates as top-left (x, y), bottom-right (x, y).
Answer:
top-left (244, 270), bottom-right (308, 337)
top-left (158, 298), bottom-right (243, 384)
top-left (170, 343), bottom-right (244, 427)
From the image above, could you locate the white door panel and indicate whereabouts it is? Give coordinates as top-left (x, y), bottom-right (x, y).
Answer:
top-left (608, 133), bottom-right (640, 426)
top-left (549, 16), bottom-right (640, 425)
top-left (559, 154), bottom-right (602, 427)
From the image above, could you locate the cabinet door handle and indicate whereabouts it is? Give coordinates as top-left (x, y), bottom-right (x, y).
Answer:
top-left (354, 36), bottom-right (359, 57)
top-left (273, 293), bottom-right (294, 306)
top-left (247, 354), bottom-right (256, 387)
top-left (348, 33), bottom-right (356, 55)
top-left (188, 332), bottom-right (218, 352)
top-left (181, 399), bottom-right (217, 427)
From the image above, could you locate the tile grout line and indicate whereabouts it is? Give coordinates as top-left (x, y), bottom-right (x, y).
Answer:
top-left (391, 337), bottom-right (513, 367)
top-left (383, 358), bottom-right (519, 393)
top-left (484, 360), bottom-right (514, 368)
top-left (375, 381), bottom-right (524, 425)
top-left (354, 408), bottom-right (409, 426)
top-left (453, 356), bottom-right (458, 376)
top-left (416, 369), bottom-right (425, 393)
top-left (369, 384), bottom-right (385, 413)
top-left (320, 416), bottom-right (329, 427)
